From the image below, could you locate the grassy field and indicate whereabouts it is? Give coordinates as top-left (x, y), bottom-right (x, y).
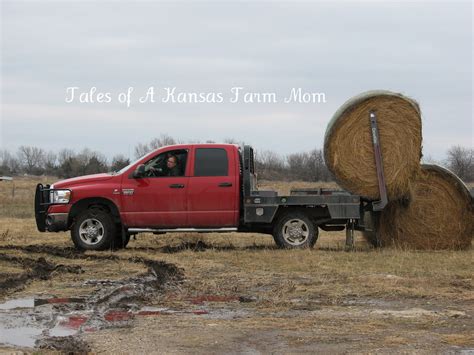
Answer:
top-left (0, 177), bottom-right (473, 353)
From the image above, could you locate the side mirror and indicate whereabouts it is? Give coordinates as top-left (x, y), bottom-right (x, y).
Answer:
top-left (133, 164), bottom-right (146, 178)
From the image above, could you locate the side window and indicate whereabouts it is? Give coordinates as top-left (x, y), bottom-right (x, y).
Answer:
top-left (194, 148), bottom-right (228, 177)
top-left (143, 150), bottom-right (188, 177)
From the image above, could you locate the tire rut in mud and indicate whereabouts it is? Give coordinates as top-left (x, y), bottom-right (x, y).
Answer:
top-left (0, 244), bottom-right (184, 297)
top-left (0, 254), bottom-right (83, 296)
top-left (36, 335), bottom-right (91, 353)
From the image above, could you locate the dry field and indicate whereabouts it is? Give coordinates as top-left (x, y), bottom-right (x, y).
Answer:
top-left (0, 177), bottom-right (473, 353)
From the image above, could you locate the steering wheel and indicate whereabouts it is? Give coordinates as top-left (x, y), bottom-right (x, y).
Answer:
top-left (147, 167), bottom-right (159, 177)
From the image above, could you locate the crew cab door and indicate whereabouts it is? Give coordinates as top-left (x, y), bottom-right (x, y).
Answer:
top-left (187, 146), bottom-right (239, 227)
top-left (120, 149), bottom-right (189, 228)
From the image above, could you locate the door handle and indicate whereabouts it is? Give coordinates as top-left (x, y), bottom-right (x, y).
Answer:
top-left (218, 182), bottom-right (233, 187)
top-left (169, 184), bottom-right (185, 188)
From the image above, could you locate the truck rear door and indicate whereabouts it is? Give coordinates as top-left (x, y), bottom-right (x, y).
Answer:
top-left (187, 145), bottom-right (239, 227)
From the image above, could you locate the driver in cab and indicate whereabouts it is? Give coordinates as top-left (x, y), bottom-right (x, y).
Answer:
top-left (147, 154), bottom-right (181, 177)
top-left (165, 155), bottom-right (180, 176)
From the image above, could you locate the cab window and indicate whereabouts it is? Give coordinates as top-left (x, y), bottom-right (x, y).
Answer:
top-left (194, 148), bottom-right (228, 176)
top-left (143, 149), bottom-right (188, 177)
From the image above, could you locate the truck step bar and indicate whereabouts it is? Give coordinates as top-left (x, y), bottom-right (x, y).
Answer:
top-left (127, 227), bottom-right (238, 233)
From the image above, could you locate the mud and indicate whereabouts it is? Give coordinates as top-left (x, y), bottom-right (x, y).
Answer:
top-left (0, 254), bottom-right (83, 295)
top-left (1, 242), bottom-right (472, 353)
top-left (0, 245), bottom-right (185, 351)
top-left (36, 336), bottom-right (91, 353)
top-left (0, 241), bottom-right (274, 257)
top-left (0, 244), bottom-right (120, 260)
top-left (129, 241), bottom-right (275, 253)
top-left (0, 244), bottom-right (187, 295)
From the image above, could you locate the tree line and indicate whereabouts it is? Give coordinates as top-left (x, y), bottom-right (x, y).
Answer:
top-left (0, 134), bottom-right (472, 182)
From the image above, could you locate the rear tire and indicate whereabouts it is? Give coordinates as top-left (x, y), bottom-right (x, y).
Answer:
top-left (71, 209), bottom-right (116, 251)
top-left (272, 211), bottom-right (318, 249)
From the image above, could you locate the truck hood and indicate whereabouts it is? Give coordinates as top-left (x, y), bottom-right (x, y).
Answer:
top-left (52, 173), bottom-right (115, 188)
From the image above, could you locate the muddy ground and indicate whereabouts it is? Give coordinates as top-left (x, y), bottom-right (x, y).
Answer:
top-left (0, 223), bottom-right (473, 354)
top-left (0, 178), bottom-right (473, 353)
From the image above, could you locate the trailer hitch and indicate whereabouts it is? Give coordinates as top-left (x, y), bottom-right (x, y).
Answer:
top-left (369, 111), bottom-right (388, 211)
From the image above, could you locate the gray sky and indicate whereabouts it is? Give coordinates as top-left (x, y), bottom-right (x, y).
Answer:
top-left (1, 0), bottom-right (472, 161)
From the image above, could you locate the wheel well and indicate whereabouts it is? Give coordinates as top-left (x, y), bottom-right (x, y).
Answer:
top-left (272, 206), bottom-right (330, 224)
top-left (68, 198), bottom-right (121, 227)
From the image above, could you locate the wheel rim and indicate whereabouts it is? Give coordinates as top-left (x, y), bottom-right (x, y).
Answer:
top-left (282, 218), bottom-right (310, 246)
top-left (79, 218), bottom-right (105, 245)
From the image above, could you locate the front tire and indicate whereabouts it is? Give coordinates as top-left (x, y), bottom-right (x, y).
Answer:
top-left (71, 209), bottom-right (116, 251)
top-left (272, 211), bottom-right (318, 249)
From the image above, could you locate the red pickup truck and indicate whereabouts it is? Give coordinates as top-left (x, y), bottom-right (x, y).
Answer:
top-left (35, 144), bottom-right (368, 250)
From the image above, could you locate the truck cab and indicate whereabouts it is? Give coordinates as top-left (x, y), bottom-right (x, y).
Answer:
top-left (35, 144), bottom-right (368, 250)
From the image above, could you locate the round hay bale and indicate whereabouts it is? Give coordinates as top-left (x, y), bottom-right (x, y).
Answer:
top-left (324, 90), bottom-right (422, 200)
top-left (376, 164), bottom-right (473, 250)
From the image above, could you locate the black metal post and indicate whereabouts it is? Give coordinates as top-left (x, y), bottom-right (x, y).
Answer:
top-left (369, 112), bottom-right (388, 211)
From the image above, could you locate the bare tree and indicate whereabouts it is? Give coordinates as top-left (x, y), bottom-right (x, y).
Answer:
top-left (17, 146), bottom-right (45, 174)
top-left (151, 134), bottom-right (176, 148)
top-left (57, 149), bottom-right (75, 165)
top-left (255, 150), bottom-right (286, 180)
top-left (134, 143), bottom-right (150, 159)
top-left (111, 154), bottom-right (130, 172)
top-left (44, 151), bottom-right (58, 172)
top-left (309, 149), bottom-right (332, 181)
top-left (75, 149), bottom-right (107, 175)
top-left (0, 149), bottom-right (19, 175)
top-left (57, 149), bottom-right (77, 178)
top-left (446, 146), bottom-right (473, 182)
top-left (134, 134), bottom-right (177, 158)
top-left (223, 138), bottom-right (246, 146)
top-left (287, 152), bottom-right (312, 181)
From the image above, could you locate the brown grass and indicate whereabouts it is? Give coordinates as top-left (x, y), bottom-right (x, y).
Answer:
top-left (0, 177), bottom-right (472, 303)
top-left (0, 217), bottom-right (472, 303)
top-left (0, 175), bottom-right (473, 352)
top-left (0, 176), bottom-right (55, 219)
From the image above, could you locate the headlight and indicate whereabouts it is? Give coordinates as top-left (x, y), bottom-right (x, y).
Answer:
top-left (50, 189), bottom-right (71, 204)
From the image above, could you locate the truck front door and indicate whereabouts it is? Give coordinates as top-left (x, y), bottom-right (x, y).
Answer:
top-left (120, 149), bottom-right (189, 228)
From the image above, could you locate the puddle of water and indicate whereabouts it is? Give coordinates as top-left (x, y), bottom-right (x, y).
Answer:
top-left (0, 298), bottom-right (35, 310)
top-left (49, 324), bottom-right (77, 337)
top-left (0, 301), bottom-right (211, 349)
top-left (0, 324), bottom-right (43, 348)
top-left (0, 297), bottom-right (87, 310)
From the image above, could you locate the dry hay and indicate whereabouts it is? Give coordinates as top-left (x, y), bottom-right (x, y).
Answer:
top-left (324, 90), bottom-right (422, 200)
top-left (376, 164), bottom-right (473, 250)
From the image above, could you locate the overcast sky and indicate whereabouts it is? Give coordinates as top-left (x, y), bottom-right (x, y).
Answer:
top-left (1, 0), bottom-right (472, 161)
